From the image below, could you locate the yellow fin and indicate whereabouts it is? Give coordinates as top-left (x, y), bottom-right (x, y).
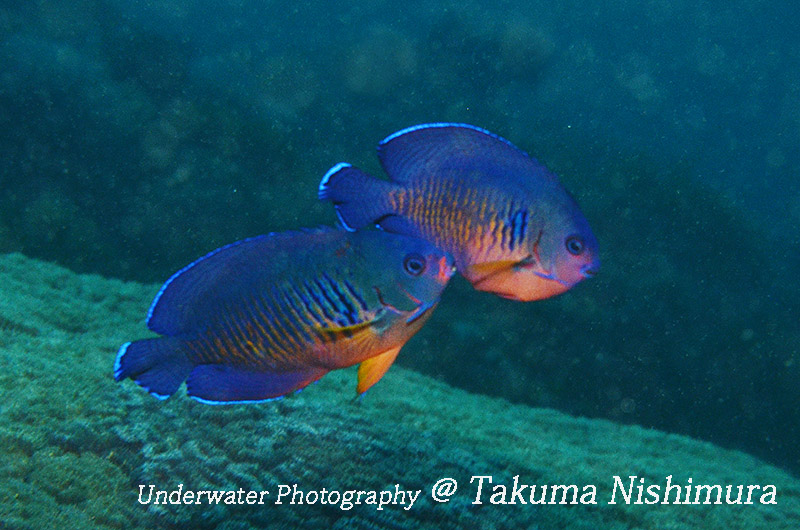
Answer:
top-left (468, 255), bottom-right (535, 277)
top-left (467, 260), bottom-right (518, 276)
top-left (357, 345), bottom-right (402, 394)
top-left (466, 257), bottom-right (540, 300)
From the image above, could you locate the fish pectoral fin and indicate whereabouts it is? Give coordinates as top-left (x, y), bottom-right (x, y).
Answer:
top-left (466, 257), bottom-right (539, 301)
top-left (357, 345), bottom-right (402, 394)
top-left (468, 260), bottom-right (515, 276)
top-left (314, 320), bottom-right (375, 342)
top-left (468, 256), bottom-right (535, 283)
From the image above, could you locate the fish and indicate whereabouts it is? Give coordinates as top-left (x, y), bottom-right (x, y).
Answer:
top-left (318, 123), bottom-right (599, 301)
top-left (114, 227), bottom-right (454, 404)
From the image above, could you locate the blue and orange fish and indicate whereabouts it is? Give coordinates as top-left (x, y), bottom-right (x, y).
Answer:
top-left (114, 228), bottom-right (454, 403)
top-left (319, 123), bottom-right (599, 301)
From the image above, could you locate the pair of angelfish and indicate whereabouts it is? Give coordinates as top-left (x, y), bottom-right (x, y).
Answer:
top-left (114, 123), bottom-right (599, 404)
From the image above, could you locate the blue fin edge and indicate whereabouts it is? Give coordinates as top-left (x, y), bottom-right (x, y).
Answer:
top-left (318, 162), bottom-right (357, 232)
top-left (145, 235), bottom-right (269, 328)
top-left (113, 342), bottom-right (128, 379)
top-left (318, 162), bottom-right (352, 194)
top-left (189, 378), bottom-right (316, 405)
top-left (378, 122), bottom-right (519, 152)
top-left (191, 395), bottom-right (286, 405)
top-left (114, 342), bottom-right (170, 400)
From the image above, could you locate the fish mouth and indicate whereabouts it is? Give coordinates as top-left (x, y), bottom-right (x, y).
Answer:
top-left (580, 262), bottom-right (599, 278)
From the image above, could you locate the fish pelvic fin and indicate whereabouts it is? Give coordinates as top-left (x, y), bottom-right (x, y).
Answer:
top-left (318, 163), bottom-right (396, 231)
top-left (466, 257), bottom-right (570, 301)
top-left (466, 258), bottom-right (534, 300)
top-left (357, 345), bottom-right (402, 395)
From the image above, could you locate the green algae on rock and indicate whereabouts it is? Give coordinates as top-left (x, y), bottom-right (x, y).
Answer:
top-left (0, 252), bottom-right (798, 529)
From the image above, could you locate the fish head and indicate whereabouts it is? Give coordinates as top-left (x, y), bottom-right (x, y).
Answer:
top-left (468, 192), bottom-right (599, 301)
top-left (534, 203), bottom-right (600, 294)
top-left (355, 231), bottom-right (455, 320)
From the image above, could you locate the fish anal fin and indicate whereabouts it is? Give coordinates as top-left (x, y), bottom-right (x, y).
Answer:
top-left (357, 345), bottom-right (402, 394)
top-left (186, 365), bottom-right (327, 404)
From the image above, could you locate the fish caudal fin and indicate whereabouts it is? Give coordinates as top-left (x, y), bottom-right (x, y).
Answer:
top-left (114, 338), bottom-right (193, 399)
top-left (357, 345), bottom-right (402, 395)
top-left (186, 365), bottom-right (328, 404)
top-left (318, 162), bottom-right (396, 231)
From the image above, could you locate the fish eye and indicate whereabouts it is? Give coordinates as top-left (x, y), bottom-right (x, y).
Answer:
top-left (565, 236), bottom-right (584, 256)
top-left (403, 253), bottom-right (426, 276)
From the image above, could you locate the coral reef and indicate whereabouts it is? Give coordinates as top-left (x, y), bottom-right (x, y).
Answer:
top-left (0, 253), bottom-right (798, 529)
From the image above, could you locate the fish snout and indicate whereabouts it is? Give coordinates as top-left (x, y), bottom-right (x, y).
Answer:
top-left (580, 261), bottom-right (600, 278)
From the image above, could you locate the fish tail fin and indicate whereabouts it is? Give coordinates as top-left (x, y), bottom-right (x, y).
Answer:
top-left (318, 162), bottom-right (395, 231)
top-left (114, 338), bottom-right (193, 399)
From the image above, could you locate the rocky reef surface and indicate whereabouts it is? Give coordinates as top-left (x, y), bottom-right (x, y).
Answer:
top-left (0, 252), bottom-right (798, 529)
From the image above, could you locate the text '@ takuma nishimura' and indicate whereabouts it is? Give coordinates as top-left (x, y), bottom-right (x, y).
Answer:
top-left (137, 475), bottom-right (777, 511)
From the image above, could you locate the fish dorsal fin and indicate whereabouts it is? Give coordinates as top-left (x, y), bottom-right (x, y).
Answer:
top-left (147, 228), bottom-right (341, 336)
top-left (376, 123), bottom-right (557, 186)
top-left (357, 345), bottom-right (402, 394)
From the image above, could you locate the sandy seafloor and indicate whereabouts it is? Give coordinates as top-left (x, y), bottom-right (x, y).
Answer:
top-left (0, 251), bottom-right (798, 529)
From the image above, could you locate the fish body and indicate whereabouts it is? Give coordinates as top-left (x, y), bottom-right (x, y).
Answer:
top-left (319, 123), bottom-right (599, 301)
top-left (114, 228), bottom-right (454, 403)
